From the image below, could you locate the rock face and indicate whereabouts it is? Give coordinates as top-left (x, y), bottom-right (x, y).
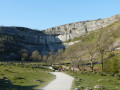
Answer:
top-left (44, 14), bottom-right (120, 41)
top-left (0, 14), bottom-right (120, 57)
top-left (0, 27), bottom-right (65, 55)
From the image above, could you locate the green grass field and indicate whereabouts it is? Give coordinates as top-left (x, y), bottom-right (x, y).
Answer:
top-left (67, 72), bottom-right (120, 90)
top-left (0, 62), bottom-right (55, 90)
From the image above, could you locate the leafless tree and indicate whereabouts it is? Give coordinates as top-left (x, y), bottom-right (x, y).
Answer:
top-left (30, 50), bottom-right (42, 62)
top-left (97, 31), bottom-right (114, 71)
top-left (65, 42), bottom-right (85, 71)
top-left (85, 41), bottom-right (96, 72)
top-left (56, 49), bottom-right (64, 64)
top-left (19, 49), bottom-right (28, 61)
top-left (43, 55), bottom-right (48, 64)
top-left (48, 50), bottom-right (55, 66)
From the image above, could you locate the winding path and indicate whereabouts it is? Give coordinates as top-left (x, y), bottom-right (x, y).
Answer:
top-left (41, 72), bottom-right (74, 90)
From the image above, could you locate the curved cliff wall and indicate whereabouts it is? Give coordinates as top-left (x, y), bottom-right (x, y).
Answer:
top-left (0, 27), bottom-right (65, 55)
top-left (44, 14), bottom-right (120, 41)
top-left (0, 14), bottom-right (120, 56)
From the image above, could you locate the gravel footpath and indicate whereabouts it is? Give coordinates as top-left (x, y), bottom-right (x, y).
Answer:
top-left (41, 72), bottom-right (74, 90)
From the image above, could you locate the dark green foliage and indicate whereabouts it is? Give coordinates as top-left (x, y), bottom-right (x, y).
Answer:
top-left (65, 28), bottom-right (67, 31)
top-left (52, 65), bottom-right (63, 70)
top-left (111, 56), bottom-right (120, 73)
top-left (72, 28), bottom-right (77, 30)
top-left (52, 66), bottom-right (59, 70)
top-left (103, 56), bottom-right (120, 74)
top-left (0, 77), bottom-right (12, 90)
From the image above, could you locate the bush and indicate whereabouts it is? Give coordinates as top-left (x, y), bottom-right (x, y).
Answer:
top-left (97, 72), bottom-right (107, 76)
top-left (13, 76), bottom-right (25, 80)
top-left (52, 66), bottom-right (59, 70)
top-left (114, 74), bottom-right (120, 80)
top-left (52, 65), bottom-right (63, 70)
top-left (103, 56), bottom-right (120, 74)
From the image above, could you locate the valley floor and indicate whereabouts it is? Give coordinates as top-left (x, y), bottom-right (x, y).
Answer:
top-left (41, 72), bottom-right (74, 90)
top-left (0, 62), bottom-right (55, 90)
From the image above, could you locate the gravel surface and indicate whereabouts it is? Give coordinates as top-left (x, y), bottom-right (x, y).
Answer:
top-left (41, 72), bottom-right (74, 90)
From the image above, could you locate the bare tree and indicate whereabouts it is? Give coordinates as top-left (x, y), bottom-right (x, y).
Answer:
top-left (74, 43), bottom-right (86, 71)
top-left (31, 50), bottom-right (42, 62)
top-left (19, 49), bottom-right (28, 61)
top-left (85, 41), bottom-right (96, 72)
top-left (43, 55), bottom-right (48, 64)
top-left (97, 31), bottom-right (114, 71)
top-left (48, 50), bottom-right (54, 66)
top-left (65, 42), bottom-right (85, 71)
top-left (56, 49), bottom-right (64, 64)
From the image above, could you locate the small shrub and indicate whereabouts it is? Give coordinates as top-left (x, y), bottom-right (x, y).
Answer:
top-left (98, 72), bottom-right (107, 76)
top-left (65, 28), bottom-right (67, 31)
top-left (52, 66), bottom-right (60, 70)
top-left (72, 28), bottom-right (77, 30)
top-left (13, 76), bottom-right (25, 80)
top-left (114, 74), bottom-right (120, 80)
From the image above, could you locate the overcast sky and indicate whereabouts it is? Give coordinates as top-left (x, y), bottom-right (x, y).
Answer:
top-left (0, 0), bottom-right (120, 30)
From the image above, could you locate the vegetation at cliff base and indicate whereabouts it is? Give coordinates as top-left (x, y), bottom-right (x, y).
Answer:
top-left (63, 20), bottom-right (120, 73)
top-left (0, 17), bottom-right (120, 90)
top-left (62, 20), bottom-right (120, 90)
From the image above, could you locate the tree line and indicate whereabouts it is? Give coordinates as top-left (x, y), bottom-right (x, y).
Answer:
top-left (0, 25), bottom-right (120, 74)
top-left (64, 29), bottom-right (120, 73)
top-left (19, 49), bottom-right (64, 65)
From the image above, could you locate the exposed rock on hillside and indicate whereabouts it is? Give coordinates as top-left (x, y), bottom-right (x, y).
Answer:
top-left (0, 27), bottom-right (65, 55)
top-left (44, 14), bottom-right (120, 41)
top-left (0, 14), bottom-right (120, 59)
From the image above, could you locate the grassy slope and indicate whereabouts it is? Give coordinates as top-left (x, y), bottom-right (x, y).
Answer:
top-left (64, 20), bottom-right (120, 63)
top-left (64, 20), bottom-right (120, 90)
top-left (0, 63), bottom-right (55, 90)
top-left (67, 72), bottom-right (120, 90)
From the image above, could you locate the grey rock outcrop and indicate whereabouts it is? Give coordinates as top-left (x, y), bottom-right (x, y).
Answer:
top-left (0, 27), bottom-right (65, 55)
top-left (0, 14), bottom-right (120, 57)
top-left (44, 14), bottom-right (120, 41)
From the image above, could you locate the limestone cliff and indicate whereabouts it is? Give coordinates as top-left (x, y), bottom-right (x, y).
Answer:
top-left (0, 27), bottom-right (65, 55)
top-left (44, 14), bottom-right (120, 42)
top-left (0, 14), bottom-right (120, 58)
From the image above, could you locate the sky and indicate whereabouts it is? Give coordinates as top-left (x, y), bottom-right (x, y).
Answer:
top-left (0, 0), bottom-right (120, 30)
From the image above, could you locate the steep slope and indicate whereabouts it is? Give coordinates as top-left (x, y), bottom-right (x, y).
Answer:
top-left (63, 19), bottom-right (120, 74)
top-left (64, 19), bottom-right (120, 62)
top-left (0, 27), bottom-right (65, 55)
top-left (44, 14), bottom-right (120, 41)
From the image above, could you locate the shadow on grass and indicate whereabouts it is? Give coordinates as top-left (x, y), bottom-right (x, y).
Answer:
top-left (12, 85), bottom-right (40, 90)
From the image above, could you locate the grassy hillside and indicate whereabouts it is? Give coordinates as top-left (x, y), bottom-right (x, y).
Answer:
top-left (63, 20), bottom-right (120, 90)
top-left (64, 20), bottom-right (120, 73)
top-left (67, 71), bottom-right (120, 90)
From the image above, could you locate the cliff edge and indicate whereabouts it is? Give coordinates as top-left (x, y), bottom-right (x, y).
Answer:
top-left (0, 14), bottom-right (120, 58)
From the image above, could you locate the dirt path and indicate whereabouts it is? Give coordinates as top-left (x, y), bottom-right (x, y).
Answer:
top-left (41, 72), bottom-right (74, 90)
